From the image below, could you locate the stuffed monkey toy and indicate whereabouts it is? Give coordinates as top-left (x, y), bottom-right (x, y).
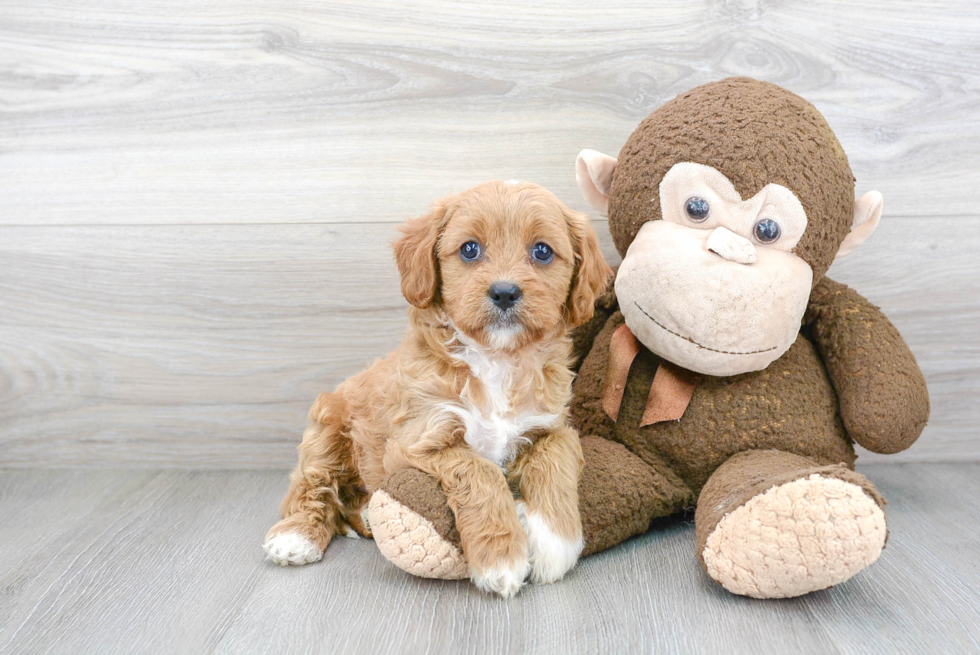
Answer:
top-left (366, 77), bottom-right (930, 598)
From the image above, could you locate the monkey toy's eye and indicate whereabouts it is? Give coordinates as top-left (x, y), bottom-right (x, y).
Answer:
top-left (531, 242), bottom-right (554, 264)
top-left (459, 241), bottom-right (482, 261)
top-left (753, 218), bottom-right (781, 244)
top-left (685, 197), bottom-right (710, 222)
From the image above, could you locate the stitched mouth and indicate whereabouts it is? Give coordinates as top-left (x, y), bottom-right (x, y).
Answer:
top-left (633, 301), bottom-right (778, 356)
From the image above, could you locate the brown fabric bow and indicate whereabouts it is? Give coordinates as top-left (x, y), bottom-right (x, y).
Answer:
top-left (602, 324), bottom-right (700, 426)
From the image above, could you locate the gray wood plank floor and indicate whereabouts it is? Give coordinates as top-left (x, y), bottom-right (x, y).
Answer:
top-left (1, 463), bottom-right (977, 654)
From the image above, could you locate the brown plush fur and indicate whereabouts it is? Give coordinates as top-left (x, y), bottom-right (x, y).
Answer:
top-left (805, 278), bottom-right (930, 453)
top-left (609, 77), bottom-right (854, 282)
top-left (571, 310), bottom-right (858, 494)
top-left (562, 80), bottom-right (929, 557)
top-left (381, 467), bottom-right (461, 546)
top-left (265, 181), bottom-right (611, 585)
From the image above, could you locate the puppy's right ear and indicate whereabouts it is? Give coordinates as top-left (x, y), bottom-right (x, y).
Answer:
top-left (393, 199), bottom-right (449, 308)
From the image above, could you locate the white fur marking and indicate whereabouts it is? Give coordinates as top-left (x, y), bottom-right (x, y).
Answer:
top-left (471, 558), bottom-right (530, 598)
top-left (518, 502), bottom-right (583, 584)
top-left (262, 532), bottom-right (323, 566)
top-left (504, 179), bottom-right (523, 186)
top-left (486, 323), bottom-right (522, 350)
top-left (441, 329), bottom-right (559, 466)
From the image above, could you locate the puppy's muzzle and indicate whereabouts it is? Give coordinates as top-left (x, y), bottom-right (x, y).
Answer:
top-left (488, 282), bottom-right (522, 311)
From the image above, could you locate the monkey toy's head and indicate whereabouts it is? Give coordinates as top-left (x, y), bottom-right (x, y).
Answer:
top-left (577, 77), bottom-right (883, 377)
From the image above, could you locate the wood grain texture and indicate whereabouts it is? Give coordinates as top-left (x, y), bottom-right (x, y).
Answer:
top-left (0, 464), bottom-right (977, 654)
top-left (1, 216), bottom-right (974, 467)
top-left (0, 0), bottom-right (978, 226)
top-left (1, 0), bottom-right (978, 467)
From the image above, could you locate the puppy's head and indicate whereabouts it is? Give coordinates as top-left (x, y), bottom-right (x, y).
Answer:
top-left (394, 181), bottom-right (611, 351)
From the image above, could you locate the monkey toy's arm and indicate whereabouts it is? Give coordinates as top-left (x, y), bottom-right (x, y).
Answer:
top-left (570, 266), bottom-right (618, 371)
top-left (804, 277), bottom-right (930, 454)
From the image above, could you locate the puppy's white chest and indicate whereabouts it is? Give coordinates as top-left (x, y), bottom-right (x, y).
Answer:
top-left (458, 402), bottom-right (555, 467)
top-left (446, 344), bottom-right (558, 466)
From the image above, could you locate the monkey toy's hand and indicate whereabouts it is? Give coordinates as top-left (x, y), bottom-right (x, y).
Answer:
top-left (805, 277), bottom-right (930, 454)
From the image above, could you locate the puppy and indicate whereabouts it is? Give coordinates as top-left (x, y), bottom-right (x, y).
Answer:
top-left (262, 180), bottom-right (611, 597)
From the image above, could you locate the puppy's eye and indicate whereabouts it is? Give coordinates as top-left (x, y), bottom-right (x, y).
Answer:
top-left (753, 218), bottom-right (781, 244)
top-left (685, 197), bottom-right (710, 222)
top-left (531, 242), bottom-right (554, 263)
top-left (459, 241), bottom-right (481, 261)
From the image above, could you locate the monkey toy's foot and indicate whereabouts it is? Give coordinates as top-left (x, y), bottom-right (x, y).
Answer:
top-left (696, 450), bottom-right (888, 599)
top-left (368, 469), bottom-right (469, 580)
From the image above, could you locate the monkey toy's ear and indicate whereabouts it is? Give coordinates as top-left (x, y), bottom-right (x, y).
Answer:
top-left (576, 149), bottom-right (618, 215)
top-left (835, 191), bottom-right (884, 260)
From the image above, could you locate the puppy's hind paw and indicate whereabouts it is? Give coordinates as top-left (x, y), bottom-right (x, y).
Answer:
top-left (471, 558), bottom-right (531, 599)
top-left (263, 531), bottom-right (324, 566)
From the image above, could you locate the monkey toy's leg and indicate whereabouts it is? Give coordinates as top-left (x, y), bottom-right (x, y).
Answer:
top-left (696, 449), bottom-right (887, 599)
top-left (367, 436), bottom-right (694, 579)
top-left (368, 467), bottom-right (470, 580)
top-left (576, 436), bottom-right (694, 556)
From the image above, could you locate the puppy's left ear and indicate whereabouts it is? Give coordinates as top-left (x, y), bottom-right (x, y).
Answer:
top-left (563, 208), bottom-right (613, 326)
top-left (393, 198), bottom-right (450, 308)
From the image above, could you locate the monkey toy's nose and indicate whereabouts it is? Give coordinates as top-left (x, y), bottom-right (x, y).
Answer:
top-left (706, 226), bottom-right (757, 265)
top-left (489, 282), bottom-right (522, 310)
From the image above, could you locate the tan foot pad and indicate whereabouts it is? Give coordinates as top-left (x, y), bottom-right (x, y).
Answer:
top-left (702, 473), bottom-right (887, 599)
top-left (368, 490), bottom-right (468, 580)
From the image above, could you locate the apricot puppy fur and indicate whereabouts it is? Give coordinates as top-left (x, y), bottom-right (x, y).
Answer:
top-left (263, 180), bottom-right (611, 597)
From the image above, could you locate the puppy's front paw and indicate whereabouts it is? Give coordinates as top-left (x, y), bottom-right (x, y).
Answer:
top-left (470, 557), bottom-right (531, 599)
top-left (263, 531), bottom-right (324, 566)
top-left (518, 502), bottom-right (584, 584)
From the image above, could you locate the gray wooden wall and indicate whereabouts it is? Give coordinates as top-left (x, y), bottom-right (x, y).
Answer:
top-left (2, 0), bottom-right (978, 468)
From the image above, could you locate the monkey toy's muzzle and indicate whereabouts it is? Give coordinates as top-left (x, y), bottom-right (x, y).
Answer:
top-left (615, 221), bottom-right (812, 377)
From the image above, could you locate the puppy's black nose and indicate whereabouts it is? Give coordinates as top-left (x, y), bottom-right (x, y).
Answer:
top-left (488, 282), bottom-right (522, 310)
